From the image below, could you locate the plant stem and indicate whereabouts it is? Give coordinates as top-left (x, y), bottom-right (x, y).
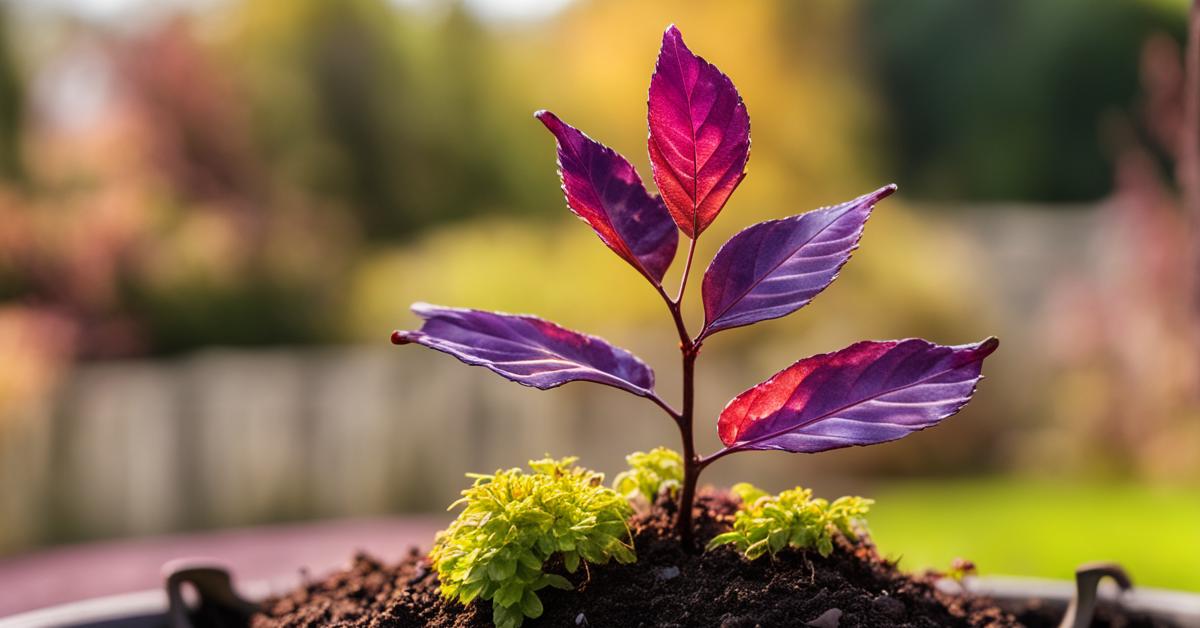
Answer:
top-left (698, 446), bottom-right (734, 467)
top-left (657, 286), bottom-right (700, 547)
top-left (675, 237), bottom-right (699, 304)
top-left (654, 246), bottom-right (706, 548)
top-left (675, 345), bottom-right (701, 548)
top-left (647, 393), bottom-right (682, 421)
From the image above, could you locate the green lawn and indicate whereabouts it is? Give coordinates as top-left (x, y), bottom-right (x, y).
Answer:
top-left (866, 479), bottom-right (1200, 591)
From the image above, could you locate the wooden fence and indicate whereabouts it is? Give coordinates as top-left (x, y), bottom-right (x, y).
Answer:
top-left (1, 344), bottom-right (823, 554)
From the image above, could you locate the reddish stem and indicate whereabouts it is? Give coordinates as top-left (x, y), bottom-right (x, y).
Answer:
top-left (675, 346), bottom-right (700, 549)
top-left (655, 238), bottom-right (706, 550)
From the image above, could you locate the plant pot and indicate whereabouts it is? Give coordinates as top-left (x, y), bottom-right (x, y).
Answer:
top-left (3, 565), bottom-right (1198, 628)
top-left (4, 503), bottom-right (1195, 628)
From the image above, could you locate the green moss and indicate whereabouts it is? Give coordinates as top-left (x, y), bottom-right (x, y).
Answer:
top-left (431, 457), bottom-right (635, 628)
top-left (612, 447), bottom-right (683, 503)
top-left (707, 482), bottom-right (872, 560)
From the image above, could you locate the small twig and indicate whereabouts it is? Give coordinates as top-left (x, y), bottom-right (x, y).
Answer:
top-left (577, 559), bottom-right (593, 592)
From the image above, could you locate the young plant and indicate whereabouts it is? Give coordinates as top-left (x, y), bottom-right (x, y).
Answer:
top-left (392, 24), bottom-right (998, 548)
top-left (707, 482), bottom-right (872, 559)
top-left (431, 457), bottom-right (634, 628)
top-left (612, 447), bottom-right (684, 503)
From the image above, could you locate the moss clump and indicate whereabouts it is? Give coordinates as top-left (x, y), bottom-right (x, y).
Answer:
top-left (431, 457), bottom-right (635, 628)
top-left (707, 482), bottom-right (872, 559)
top-left (612, 447), bottom-right (683, 503)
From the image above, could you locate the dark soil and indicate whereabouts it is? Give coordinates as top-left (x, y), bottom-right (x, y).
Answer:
top-left (250, 490), bottom-right (1169, 627)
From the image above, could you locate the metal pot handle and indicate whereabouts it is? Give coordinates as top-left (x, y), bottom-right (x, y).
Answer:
top-left (1059, 561), bottom-right (1133, 628)
top-left (164, 560), bottom-right (259, 628)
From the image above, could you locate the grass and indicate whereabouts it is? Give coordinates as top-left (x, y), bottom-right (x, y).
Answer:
top-left (866, 478), bottom-right (1200, 592)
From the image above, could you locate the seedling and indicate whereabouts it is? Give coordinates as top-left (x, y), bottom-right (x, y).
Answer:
top-left (946, 558), bottom-right (979, 582)
top-left (392, 25), bottom-right (997, 549)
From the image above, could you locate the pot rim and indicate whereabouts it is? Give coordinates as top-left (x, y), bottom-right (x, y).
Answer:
top-left (961, 575), bottom-right (1200, 624)
top-left (0, 589), bottom-right (165, 628)
top-left (2, 574), bottom-right (1198, 627)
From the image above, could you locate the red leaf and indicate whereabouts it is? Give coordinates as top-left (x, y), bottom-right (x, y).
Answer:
top-left (718, 338), bottom-right (998, 453)
top-left (537, 111), bottom-right (678, 284)
top-left (648, 25), bottom-right (750, 238)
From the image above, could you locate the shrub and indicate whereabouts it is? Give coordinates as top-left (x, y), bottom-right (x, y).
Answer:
top-left (612, 447), bottom-right (683, 503)
top-left (707, 483), bottom-right (872, 559)
top-left (430, 457), bottom-right (635, 628)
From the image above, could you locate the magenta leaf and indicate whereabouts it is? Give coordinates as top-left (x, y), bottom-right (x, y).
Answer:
top-left (717, 338), bottom-right (999, 453)
top-left (536, 111), bottom-right (678, 284)
top-left (392, 303), bottom-right (655, 397)
top-left (648, 24), bottom-right (750, 238)
top-left (699, 185), bottom-right (896, 339)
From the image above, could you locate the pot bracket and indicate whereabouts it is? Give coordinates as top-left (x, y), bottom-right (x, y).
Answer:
top-left (164, 560), bottom-right (258, 628)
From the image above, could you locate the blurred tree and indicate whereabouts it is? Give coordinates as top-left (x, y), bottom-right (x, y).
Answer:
top-left (225, 0), bottom-right (525, 239)
top-left (0, 7), bottom-right (25, 183)
top-left (112, 17), bottom-right (356, 353)
top-left (118, 18), bottom-right (266, 207)
top-left (0, 14), bottom-right (359, 356)
top-left (862, 0), bottom-right (1185, 202)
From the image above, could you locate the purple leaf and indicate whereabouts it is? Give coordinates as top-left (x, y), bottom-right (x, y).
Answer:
top-left (392, 303), bottom-right (655, 397)
top-left (717, 338), bottom-right (998, 454)
top-left (699, 185), bottom-right (896, 339)
top-left (536, 110), bottom-right (678, 284)
top-left (648, 24), bottom-right (750, 238)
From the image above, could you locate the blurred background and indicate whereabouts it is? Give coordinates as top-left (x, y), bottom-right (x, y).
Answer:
top-left (1, 0), bottom-right (1198, 598)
